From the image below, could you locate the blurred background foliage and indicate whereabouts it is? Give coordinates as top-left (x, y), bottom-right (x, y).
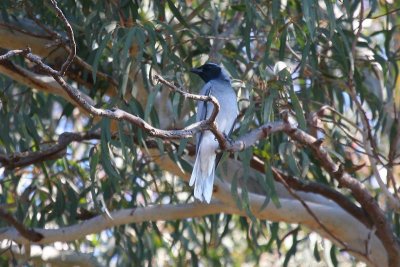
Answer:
top-left (0, 0), bottom-right (399, 266)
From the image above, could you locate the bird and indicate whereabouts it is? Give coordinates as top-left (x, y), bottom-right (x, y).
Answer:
top-left (189, 63), bottom-right (238, 203)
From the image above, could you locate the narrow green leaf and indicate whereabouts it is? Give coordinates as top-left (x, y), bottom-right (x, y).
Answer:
top-left (121, 27), bottom-right (136, 64)
top-left (89, 146), bottom-right (99, 182)
top-left (0, 120), bottom-right (13, 152)
top-left (287, 153), bottom-right (301, 176)
top-left (263, 88), bottom-right (278, 123)
top-left (172, 92), bottom-right (181, 118)
top-left (283, 231), bottom-right (298, 267)
top-left (313, 242), bottom-right (321, 262)
top-left (301, 0), bottom-right (316, 39)
top-left (330, 245), bottom-right (338, 267)
top-left (264, 24), bottom-right (277, 61)
top-left (300, 151), bottom-right (310, 178)
top-left (135, 27), bottom-right (145, 64)
top-left (279, 28), bottom-right (287, 60)
top-left (23, 114), bottom-right (40, 144)
top-left (238, 101), bottom-right (255, 136)
top-left (272, 0), bottom-right (281, 20)
top-left (257, 172), bottom-right (271, 211)
top-left (145, 84), bottom-right (161, 121)
top-left (177, 138), bottom-right (189, 156)
top-left (265, 223), bottom-right (279, 251)
top-left (190, 250), bottom-right (199, 267)
top-left (54, 182), bottom-right (66, 220)
top-left (66, 186), bottom-right (78, 223)
top-left (241, 187), bottom-right (257, 223)
top-left (100, 119), bottom-right (120, 182)
top-left (288, 84), bottom-right (307, 130)
top-left (166, 0), bottom-right (189, 27)
top-left (244, 18), bottom-right (252, 60)
top-left (324, 0), bottom-right (336, 37)
top-left (120, 61), bottom-right (131, 97)
top-left (92, 32), bottom-right (112, 83)
top-left (265, 163), bottom-right (281, 208)
top-left (231, 171), bottom-right (242, 210)
top-left (143, 22), bottom-right (158, 63)
top-left (232, 4), bottom-right (246, 11)
top-left (299, 41), bottom-right (311, 74)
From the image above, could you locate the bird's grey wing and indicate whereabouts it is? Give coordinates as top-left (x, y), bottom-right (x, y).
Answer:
top-left (215, 116), bottom-right (237, 167)
top-left (196, 83), bottom-right (212, 153)
top-left (215, 84), bottom-right (237, 168)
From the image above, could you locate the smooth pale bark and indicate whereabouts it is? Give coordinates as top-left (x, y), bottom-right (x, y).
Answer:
top-left (0, 198), bottom-right (384, 266)
top-left (149, 148), bottom-right (386, 266)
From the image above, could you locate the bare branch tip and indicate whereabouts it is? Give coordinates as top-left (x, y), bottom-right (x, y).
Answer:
top-left (313, 138), bottom-right (324, 147)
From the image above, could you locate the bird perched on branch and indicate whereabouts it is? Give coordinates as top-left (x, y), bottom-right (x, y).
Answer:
top-left (189, 63), bottom-right (238, 203)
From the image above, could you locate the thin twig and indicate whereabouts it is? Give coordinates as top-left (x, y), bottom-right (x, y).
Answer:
top-left (153, 74), bottom-right (228, 149)
top-left (49, 0), bottom-right (76, 76)
top-left (273, 170), bottom-right (360, 253)
top-left (370, 7), bottom-right (400, 19)
top-left (0, 49), bottom-right (30, 61)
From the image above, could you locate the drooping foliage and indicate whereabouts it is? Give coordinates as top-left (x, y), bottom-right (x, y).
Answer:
top-left (0, 0), bottom-right (399, 265)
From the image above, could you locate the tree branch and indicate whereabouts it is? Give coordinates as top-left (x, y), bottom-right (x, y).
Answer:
top-left (273, 170), bottom-right (352, 252)
top-left (250, 157), bottom-right (373, 228)
top-left (48, 0), bottom-right (76, 76)
top-left (0, 209), bottom-right (43, 242)
top-left (284, 124), bottom-right (400, 266)
top-left (0, 196), bottom-right (385, 266)
top-left (0, 49), bottom-right (30, 61)
top-left (0, 132), bottom-right (101, 170)
top-left (0, 202), bottom-right (228, 244)
top-left (148, 148), bottom-right (386, 266)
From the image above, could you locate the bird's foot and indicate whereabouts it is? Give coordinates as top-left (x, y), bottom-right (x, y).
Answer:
top-left (223, 133), bottom-right (235, 146)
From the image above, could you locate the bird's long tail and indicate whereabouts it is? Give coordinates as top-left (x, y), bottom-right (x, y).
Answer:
top-left (189, 143), bottom-right (216, 203)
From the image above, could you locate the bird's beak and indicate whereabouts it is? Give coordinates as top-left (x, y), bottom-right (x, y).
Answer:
top-left (190, 67), bottom-right (202, 74)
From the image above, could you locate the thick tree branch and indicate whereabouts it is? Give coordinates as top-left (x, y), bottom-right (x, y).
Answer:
top-left (0, 49), bottom-right (216, 139)
top-left (0, 202), bottom-right (229, 244)
top-left (0, 126), bottom-right (389, 266)
top-left (250, 157), bottom-right (373, 228)
top-left (0, 195), bottom-right (384, 266)
top-left (0, 120), bottom-right (376, 234)
top-left (148, 149), bottom-right (385, 266)
top-left (284, 125), bottom-right (400, 266)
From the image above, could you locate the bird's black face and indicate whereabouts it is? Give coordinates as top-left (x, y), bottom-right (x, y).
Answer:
top-left (190, 63), bottom-right (222, 83)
